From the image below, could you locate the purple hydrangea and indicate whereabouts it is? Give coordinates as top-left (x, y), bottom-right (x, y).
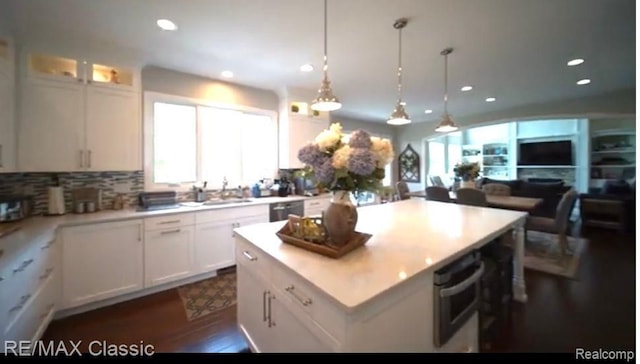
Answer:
top-left (348, 130), bottom-right (372, 149)
top-left (347, 148), bottom-right (376, 176)
top-left (314, 158), bottom-right (335, 184)
top-left (297, 143), bottom-right (325, 167)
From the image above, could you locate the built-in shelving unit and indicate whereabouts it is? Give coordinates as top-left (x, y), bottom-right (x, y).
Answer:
top-left (589, 129), bottom-right (635, 183)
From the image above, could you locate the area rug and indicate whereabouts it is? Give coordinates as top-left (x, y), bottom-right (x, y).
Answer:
top-left (524, 230), bottom-right (588, 280)
top-left (177, 269), bottom-right (237, 321)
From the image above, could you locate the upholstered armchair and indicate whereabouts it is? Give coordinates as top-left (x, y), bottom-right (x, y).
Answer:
top-left (425, 186), bottom-right (451, 202)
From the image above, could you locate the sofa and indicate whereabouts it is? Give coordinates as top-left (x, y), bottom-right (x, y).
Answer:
top-left (476, 177), bottom-right (572, 218)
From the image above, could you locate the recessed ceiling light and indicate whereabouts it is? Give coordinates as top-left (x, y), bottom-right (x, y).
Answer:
top-left (300, 64), bottom-right (314, 72)
top-left (156, 19), bottom-right (178, 31)
top-left (424, 109), bottom-right (433, 114)
top-left (461, 86), bottom-right (473, 92)
top-left (567, 58), bottom-right (584, 66)
top-left (576, 78), bottom-right (591, 85)
top-left (221, 70), bottom-right (234, 78)
top-left (485, 97), bottom-right (496, 102)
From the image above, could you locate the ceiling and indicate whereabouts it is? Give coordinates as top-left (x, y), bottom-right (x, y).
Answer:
top-left (1, 0), bottom-right (636, 124)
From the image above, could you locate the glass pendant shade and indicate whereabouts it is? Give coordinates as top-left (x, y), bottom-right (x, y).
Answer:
top-left (387, 18), bottom-right (410, 125)
top-left (311, 77), bottom-right (341, 111)
top-left (387, 102), bottom-right (411, 125)
top-left (311, 0), bottom-right (341, 112)
top-left (435, 113), bottom-right (458, 132)
top-left (435, 47), bottom-right (458, 132)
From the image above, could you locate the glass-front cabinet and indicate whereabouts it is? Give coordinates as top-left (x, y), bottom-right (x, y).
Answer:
top-left (25, 52), bottom-right (137, 90)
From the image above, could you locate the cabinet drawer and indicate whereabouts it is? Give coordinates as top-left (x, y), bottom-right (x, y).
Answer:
top-left (145, 213), bottom-right (195, 230)
top-left (235, 237), bottom-right (270, 281)
top-left (197, 204), bottom-right (269, 224)
top-left (5, 273), bottom-right (57, 343)
top-left (270, 262), bottom-right (346, 344)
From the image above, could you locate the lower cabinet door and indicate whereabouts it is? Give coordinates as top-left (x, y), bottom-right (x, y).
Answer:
top-left (62, 220), bottom-right (144, 308)
top-left (194, 221), bottom-right (234, 274)
top-left (236, 264), bottom-right (276, 353)
top-left (144, 226), bottom-right (195, 287)
top-left (270, 291), bottom-right (334, 353)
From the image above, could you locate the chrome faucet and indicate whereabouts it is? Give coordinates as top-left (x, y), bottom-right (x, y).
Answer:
top-left (221, 176), bottom-right (228, 197)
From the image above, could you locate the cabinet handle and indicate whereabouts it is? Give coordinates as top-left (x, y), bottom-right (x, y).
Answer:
top-left (160, 228), bottom-right (181, 235)
top-left (9, 294), bottom-right (32, 313)
top-left (262, 290), bottom-right (268, 322)
top-left (267, 291), bottom-right (275, 328)
top-left (88, 150), bottom-right (92, 168)
top-left (79, 150), bottom-right (84, 168)
top-left (41, 240), bottom-right (55, 250)
top-left (0, 144), bottom-right (3, 168)
top-left (39, 267), bottom-right (54, 281)
top-left (242, 250), bottom-right (257, 261)
top-left (159, 220), bottom-right (180, 225)
top-left (13, 259), bottom-right (34, 274)
top-left (285, 285), bottom-right (312, 306)
top-left (138, 224), bottom-right (142, 242)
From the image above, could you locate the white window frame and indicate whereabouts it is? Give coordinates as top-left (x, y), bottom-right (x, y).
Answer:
top-left (143, 91), bottom-right (278, 191)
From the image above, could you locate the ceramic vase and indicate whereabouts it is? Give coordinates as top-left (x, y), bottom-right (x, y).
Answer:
top-left (323, 190), bottom-right (358, 246)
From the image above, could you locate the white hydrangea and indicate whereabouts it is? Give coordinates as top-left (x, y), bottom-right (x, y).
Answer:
top-left (371, 137), bottom-right (394, 167)
top-left (332, 145), bottom-right (352, 169)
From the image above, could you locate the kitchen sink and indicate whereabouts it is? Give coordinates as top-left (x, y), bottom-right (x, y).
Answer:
top-left (203, 198), bottom-right (254, 206)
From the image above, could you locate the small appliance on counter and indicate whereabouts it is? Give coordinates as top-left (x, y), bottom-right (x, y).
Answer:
top-left (137, 191), bottom-right (179, 211)
top-left (71, 187), bottom-right (102, 214)
top-left (46, 174), bottom-right (66, 215)
top-left (0, 194), bottom-right (34, 223)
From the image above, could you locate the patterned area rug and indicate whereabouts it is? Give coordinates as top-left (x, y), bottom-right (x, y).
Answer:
top-left (177, 269), bottom-right (237, 321)
top-left (524, 231), bottom-right (588, 280)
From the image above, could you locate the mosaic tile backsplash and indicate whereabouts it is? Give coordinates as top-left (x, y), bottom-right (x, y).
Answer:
top-left (0, 171), bottom-right (146, 215)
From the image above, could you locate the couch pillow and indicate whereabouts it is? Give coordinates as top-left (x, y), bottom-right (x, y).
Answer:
top-left (481, 177), bottom-right (521, 191)
top-left (519, 181), bottom-right (566, 198)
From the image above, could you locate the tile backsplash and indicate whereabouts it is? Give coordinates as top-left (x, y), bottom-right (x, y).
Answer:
top-left (0, 171), bottom-right (144, 215)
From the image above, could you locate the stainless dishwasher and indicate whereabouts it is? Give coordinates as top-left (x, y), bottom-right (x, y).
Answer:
top-left (269, 200), bottom-right (304, 222)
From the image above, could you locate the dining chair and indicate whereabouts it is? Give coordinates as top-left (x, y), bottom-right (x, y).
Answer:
top-left (396, 181), bottom-right (410, 200)
top-left (456, 188), bottom-right (489, 207)
top-left (429, 175), bottom-right (446, 188)
top-left (525, 188), bottom-right (579, 256)
top-left (482, 183), bottom-right (511, 196)
top-left (425, 186), bottom-right (452, 203)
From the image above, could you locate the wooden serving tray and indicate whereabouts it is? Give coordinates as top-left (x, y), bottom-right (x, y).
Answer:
top-left (276, 219), bottom-right (372, 259)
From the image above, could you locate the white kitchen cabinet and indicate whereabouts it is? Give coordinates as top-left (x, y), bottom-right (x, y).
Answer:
top-left (144, 225), bottom-right (195, 288)
top-left (194, 205), bottom-right (269, 274)
top-left (61, 220), bottom-right (144, 309)
top-left (194, 221), bottom-right (235, 274)
top-left (17, 52), bottom-right (141, 172)
top-left (304, 196), bottom-right (332, 217)
top-left (279, 112), bottom-right (329, 169)
top-left (0, 36), bottom-right (15, 173)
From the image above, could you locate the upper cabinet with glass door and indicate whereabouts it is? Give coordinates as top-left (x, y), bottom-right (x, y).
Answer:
top-left (25, 52), bottom-right (139, 90)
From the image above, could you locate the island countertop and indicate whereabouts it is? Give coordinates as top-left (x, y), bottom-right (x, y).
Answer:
top-left (234, 199), bottom-right (528, 311)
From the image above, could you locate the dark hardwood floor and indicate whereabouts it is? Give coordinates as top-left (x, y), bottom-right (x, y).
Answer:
top-left (42, 223), bottom-right (636, 353)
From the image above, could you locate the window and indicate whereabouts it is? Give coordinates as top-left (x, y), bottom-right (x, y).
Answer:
top-left (144, 92), bottom-right (278, 190)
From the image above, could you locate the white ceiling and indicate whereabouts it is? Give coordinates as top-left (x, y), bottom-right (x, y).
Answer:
top-left (1, 0), bottom-right (635, 124)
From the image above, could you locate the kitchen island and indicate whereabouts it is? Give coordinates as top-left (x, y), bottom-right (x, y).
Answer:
top-left (233, 199), bottom-right (528, 353)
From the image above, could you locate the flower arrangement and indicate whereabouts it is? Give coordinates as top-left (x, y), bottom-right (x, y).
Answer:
top-left (297, 123), bottom-right (394, 199)
top-left (453, 161), bottom-right (481, 181)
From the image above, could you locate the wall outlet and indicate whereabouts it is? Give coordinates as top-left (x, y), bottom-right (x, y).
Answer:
top-left (113, 182), bottom-right (132, 194)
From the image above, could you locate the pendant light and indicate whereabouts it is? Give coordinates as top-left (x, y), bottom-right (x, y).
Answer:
top-left (311, 0), bottom-right (341, 112)
top-left (387, 18), bottom-right (411, 126)
top-left (435, 47), bottom-right (459, 132)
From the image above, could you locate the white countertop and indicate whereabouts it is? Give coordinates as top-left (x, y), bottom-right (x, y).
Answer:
top-left (0, 193), bottom-right (332, 247)
top-left (234, 199), bottom-right (528, 311)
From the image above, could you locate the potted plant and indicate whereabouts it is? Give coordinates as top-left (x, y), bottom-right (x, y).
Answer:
top-left (453, 161), bottom-right (481, 189)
